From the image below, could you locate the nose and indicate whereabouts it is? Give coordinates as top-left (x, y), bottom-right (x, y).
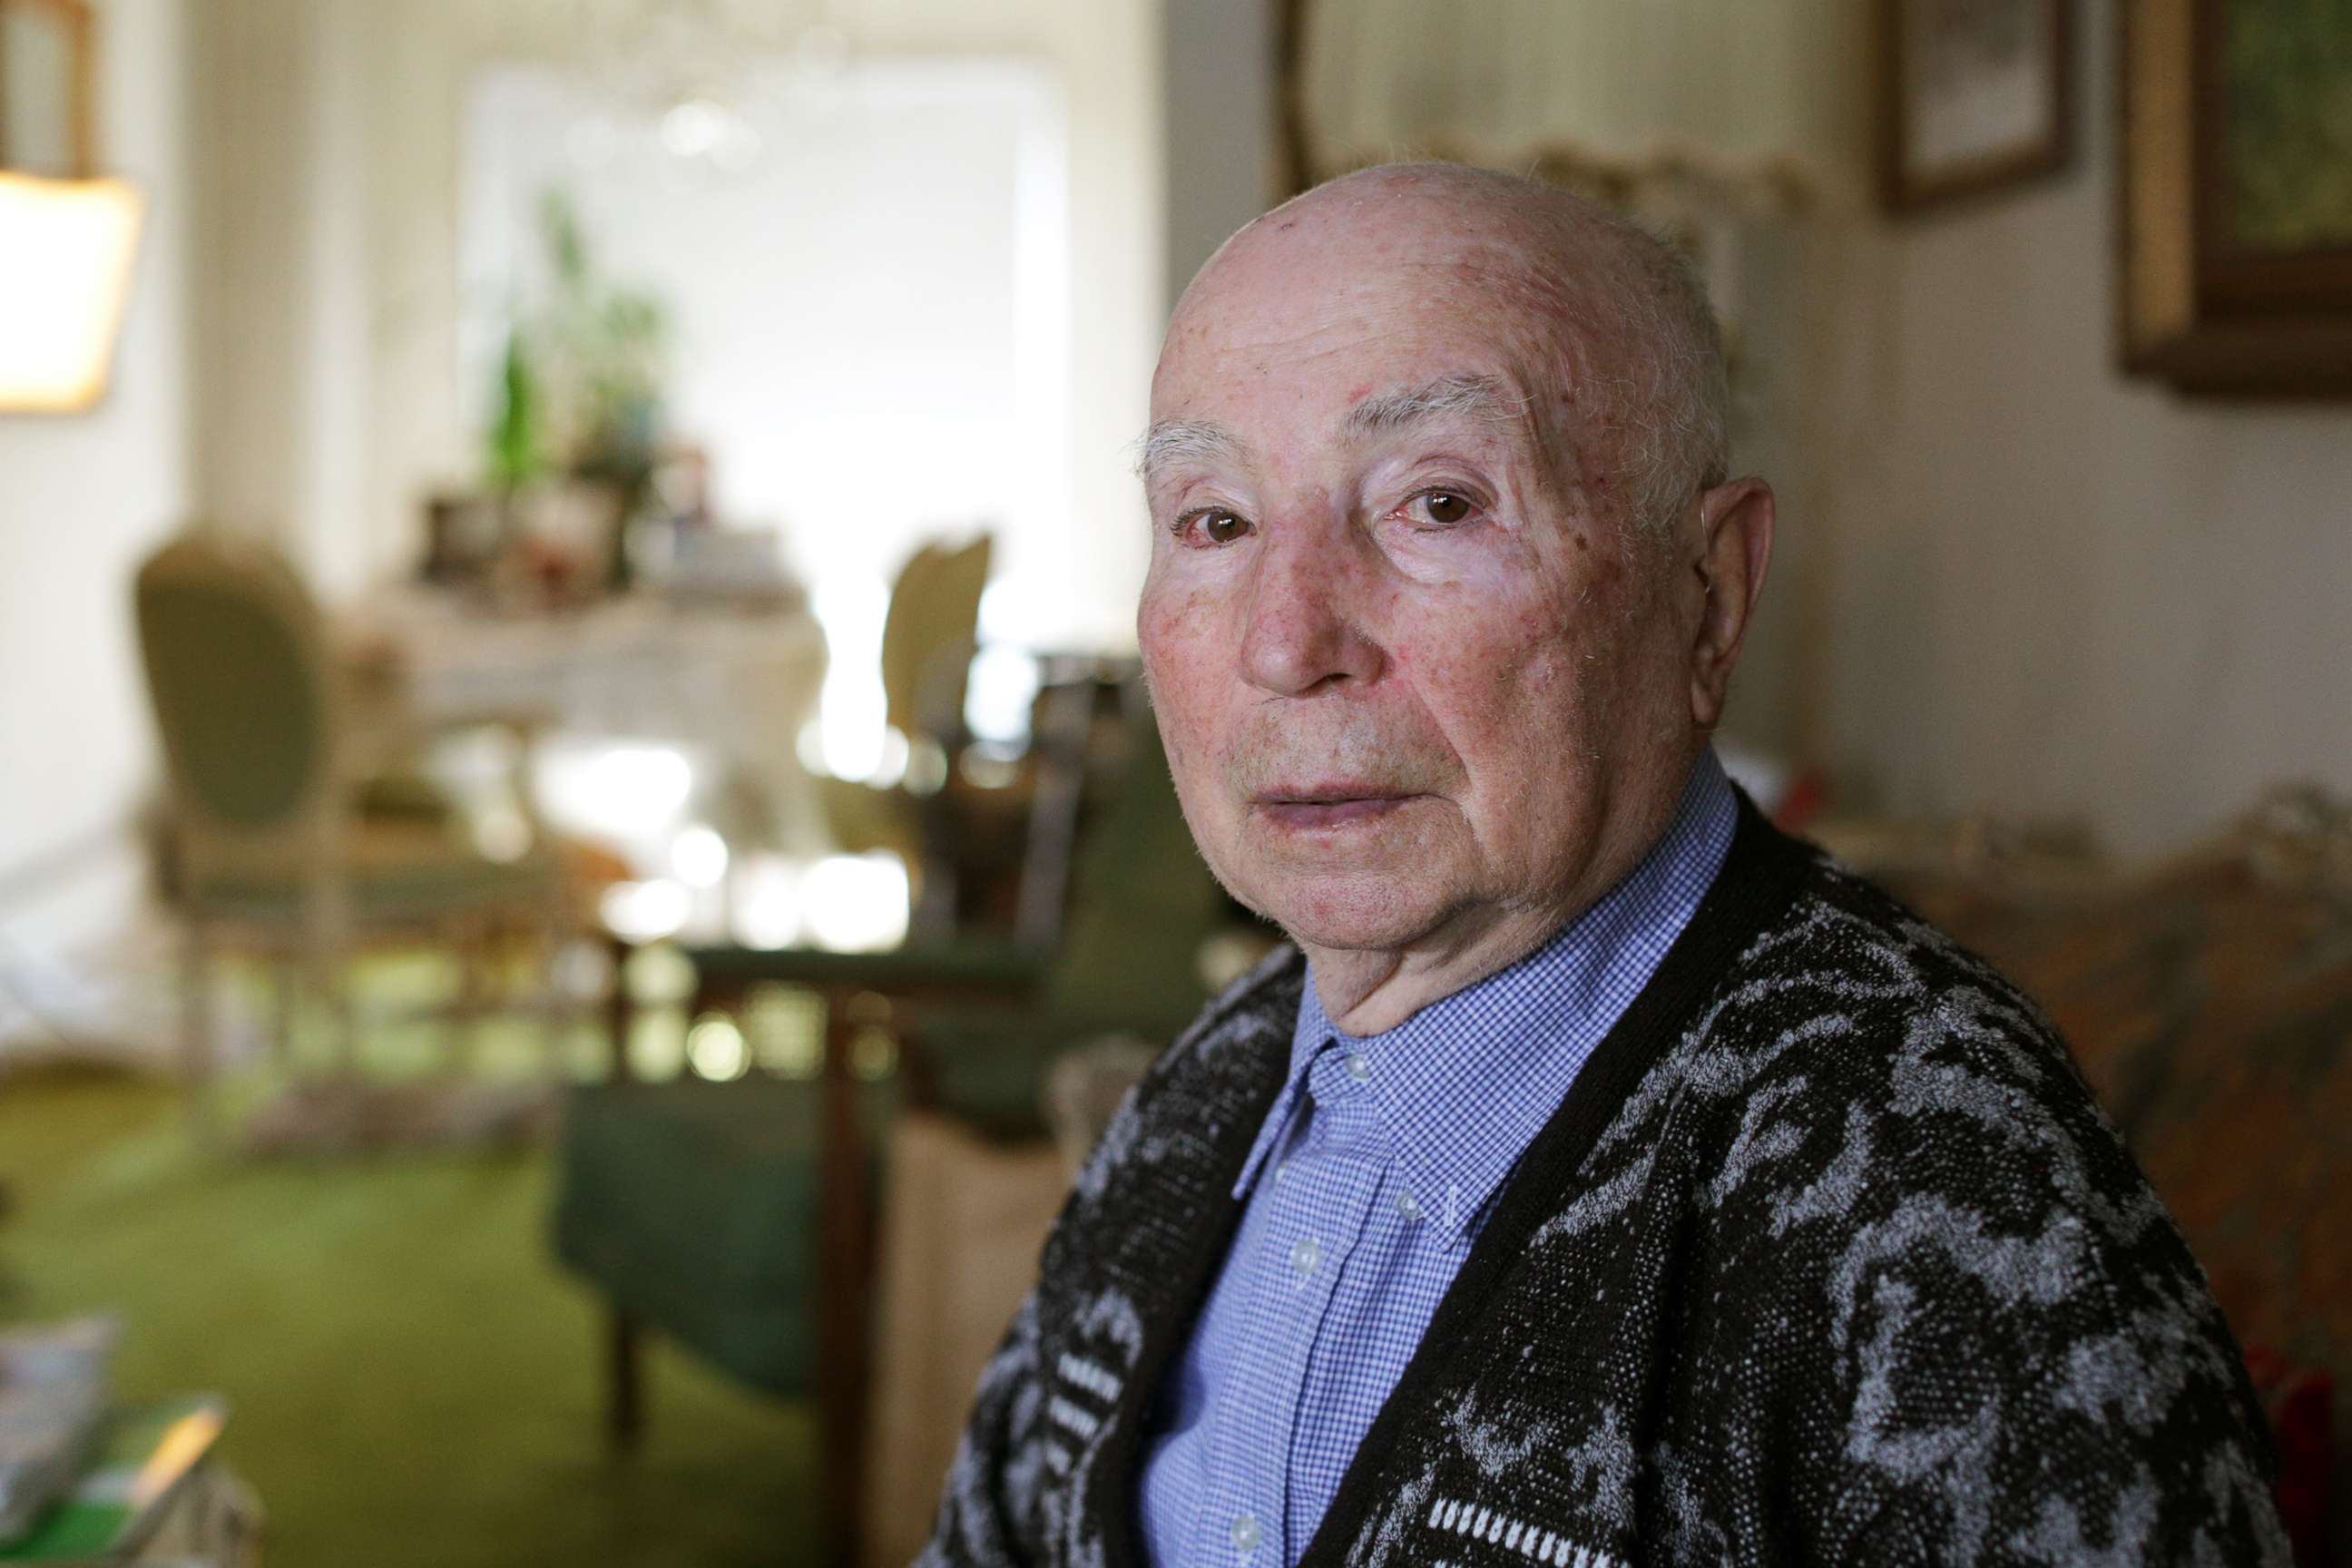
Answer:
top-left (1236, 516), bottom-right (1387, 697)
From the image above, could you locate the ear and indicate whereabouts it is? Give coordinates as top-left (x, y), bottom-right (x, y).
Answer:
top-left (1685, 476), bottom-right (1775, 732)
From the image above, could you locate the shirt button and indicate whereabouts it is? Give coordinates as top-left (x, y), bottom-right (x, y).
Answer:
top-left (1344, 1051), bottom-right (1371, 1083)
top-left (1271, 1161), bottom-right (1290, 1184)
top-left (1230, 1514), bottom-right (1261, 1553)
top-left (1289, 1236), bottom-right (1320, 1276)
top-left (1394, 1191), bottom-right (1423, 1221)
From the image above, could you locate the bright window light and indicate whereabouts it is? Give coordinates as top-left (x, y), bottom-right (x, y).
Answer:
top-left (965, 643), bottom-right (1044, 745)
top-left (808, 570), bottom-right (891, 781)
top-left (799, 852), bottom-right (910, 953)
top-left (534, 740), bottom-right (695, 854)
top-left (731, 852), bottom-right (805, 948)
top-left (669, 824), bottom-right (730, 887)
top-left (600, 877), bottom-right (692, 943)
top-left (685, 1014), bottom-right (750, 1081)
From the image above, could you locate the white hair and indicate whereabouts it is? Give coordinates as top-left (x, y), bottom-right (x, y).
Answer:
top-left (1581, 206), bottom-right (1731, 542)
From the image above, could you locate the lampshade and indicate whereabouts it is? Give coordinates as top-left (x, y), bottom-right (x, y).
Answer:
top-left (1299, 0), bottom-right (1869, 206)
top-left (0, 171), bottom-right (143, 413)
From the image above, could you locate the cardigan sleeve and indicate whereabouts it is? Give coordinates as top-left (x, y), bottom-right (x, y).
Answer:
top-left (916, 1291), bottom-right (1051, 1568)
top-left (1746, 1015), bottom-right (2293, 1566)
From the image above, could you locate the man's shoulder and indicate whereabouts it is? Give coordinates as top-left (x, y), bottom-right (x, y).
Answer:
top-left (1711, 843), bottom-right (2074, 1094)
top-left (1675, 845), bottom-right (2189, 1290)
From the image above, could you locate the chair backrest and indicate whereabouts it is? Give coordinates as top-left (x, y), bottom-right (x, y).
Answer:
top-left (878, 533), bottom-right (991, 745)
top-left (1043, 691), bottom-right (1234, 1024)
top-left (133, 533), bottom-right (336, 872)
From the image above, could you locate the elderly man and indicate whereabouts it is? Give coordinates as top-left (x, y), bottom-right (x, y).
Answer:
top-left (920, 164), bottom-right (2285, 1567)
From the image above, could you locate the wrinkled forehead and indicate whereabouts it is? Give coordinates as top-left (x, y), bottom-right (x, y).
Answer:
top-left (1155, 211), bottom-right (1602, 410)
top-left (1148, 233), bottom-right (1605, 485)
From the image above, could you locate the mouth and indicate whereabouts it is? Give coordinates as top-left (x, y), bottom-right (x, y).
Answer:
top-left (1250, 787), bottom-right (1420, 832)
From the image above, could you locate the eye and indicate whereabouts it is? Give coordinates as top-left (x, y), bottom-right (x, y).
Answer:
top-left (1405, 489), bottom-right (1478, 527)
top-left (1175, 507), bottom-right (1252, 547)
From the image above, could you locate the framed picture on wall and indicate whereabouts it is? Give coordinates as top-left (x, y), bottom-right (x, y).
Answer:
top-left (2120, 0), bottom-right (2352, 395)
top-left (1878, 0), bottom-right (2073, 211)
top-left (0, 0), bottom-right (94, 179)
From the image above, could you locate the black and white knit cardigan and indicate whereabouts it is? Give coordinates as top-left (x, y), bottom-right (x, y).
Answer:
top-left (918, 801), bottom-right (2289, 1567)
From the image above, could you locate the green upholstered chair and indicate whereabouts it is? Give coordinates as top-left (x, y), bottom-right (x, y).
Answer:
top-left (133, 532), bottom-right (571, 1136)
top-left (551, 689), bottom-right (1242, 1562)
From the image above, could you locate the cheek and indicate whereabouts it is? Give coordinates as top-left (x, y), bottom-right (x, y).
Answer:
top-left (1384, 569), bottom-right (1580, 707)
top-left (1138, 585), bottom-right (1233, 782)
top-left (1379, 575), bottom-right (1607, 799)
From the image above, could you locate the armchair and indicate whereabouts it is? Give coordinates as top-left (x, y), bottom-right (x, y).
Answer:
top-left (554, 688), bottom-right (1242, 1563)
top-left (133, 532), bottom-right (575, 1146)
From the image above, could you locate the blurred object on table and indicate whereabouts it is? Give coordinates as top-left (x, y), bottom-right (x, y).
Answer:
top-left (638, 523), bottom-right (794, 606)
top-left (132, 534), bottom-right (581, 1147)
top-left (0, 1393), bottom-right (257, 1566)
top-left (0, 1317), bottom-right (116, 1547)
top-left (482, 189), bottom-right (671, 594)
top-left (419, 492), bottom-right (505, 588)
top-left (341, 580), bottom-right (826, 869)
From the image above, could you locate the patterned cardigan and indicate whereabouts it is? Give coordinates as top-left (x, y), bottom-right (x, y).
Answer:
top-left (917, 802), bottom-right (2289, 1568)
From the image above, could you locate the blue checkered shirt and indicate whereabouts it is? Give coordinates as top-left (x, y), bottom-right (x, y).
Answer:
top-left (1135, 751), bottom-right (1738, 1568)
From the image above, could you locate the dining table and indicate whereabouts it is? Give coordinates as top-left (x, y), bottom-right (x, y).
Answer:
top-left (339, 583), bottom-right (833, 856)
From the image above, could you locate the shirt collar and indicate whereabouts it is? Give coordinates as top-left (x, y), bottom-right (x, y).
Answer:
top-left (1234, 749), bottom-right (1740, 1246)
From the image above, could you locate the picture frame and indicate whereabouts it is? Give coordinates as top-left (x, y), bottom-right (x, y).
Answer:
top-left (2118, 0), bottom-right (2352, 396)
top-left (0, 0), bottom-right (95, 180)
top-left (1878, 0), bottom-right (2072, 211)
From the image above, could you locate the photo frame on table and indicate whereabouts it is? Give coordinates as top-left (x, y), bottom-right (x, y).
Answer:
top-left (2119, 0), bottom-right (2352, 396)
top-left (1878, 0), bottom-right (2073, 211)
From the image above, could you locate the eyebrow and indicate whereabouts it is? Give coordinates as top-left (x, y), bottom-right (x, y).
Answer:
top-left (1343, 374), bottom-right (1529, 438)
top-left (1134, 418), bottom-right (1240, 485)
top-left (1133, 374), bottom-right (1529, 485)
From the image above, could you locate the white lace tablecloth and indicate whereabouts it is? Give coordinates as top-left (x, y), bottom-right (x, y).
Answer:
top-left (346, 589), bottom-right (831, 852)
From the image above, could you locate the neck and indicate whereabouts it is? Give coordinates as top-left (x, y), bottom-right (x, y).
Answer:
top-left (1299, 747), bottom-right (1710, 1034)
top-left (1302, 900), bottom-right (1573, 1035)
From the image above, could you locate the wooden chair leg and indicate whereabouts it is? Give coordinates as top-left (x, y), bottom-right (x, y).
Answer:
top-left (306, 915), bottom-right (356, 1078)
top-left (817, 986), bottom-right (873, 1568)
top-left (539, 900), bottom-right (573, 1083)
top-left (606, 934), bottom-right (637, 1083)
top-left (181, 916), bottom-right (219, 1141)
top-left (270, 950), bottom-right (301, 1068)
top-left (607, 1308), bottom-right (645, 1457)
top-left (447, 916), bottom-right (486, 1075)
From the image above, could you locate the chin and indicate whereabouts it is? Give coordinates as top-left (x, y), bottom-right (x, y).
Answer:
top-left (1240, 868), bottom-right (1453, 956)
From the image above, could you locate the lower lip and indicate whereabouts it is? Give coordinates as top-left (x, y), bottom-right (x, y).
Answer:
top-left (1256, 797), bottom-right (1414, 830)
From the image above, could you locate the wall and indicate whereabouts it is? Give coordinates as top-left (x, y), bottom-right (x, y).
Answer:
top-left (0, 0), bottom-right (189, 956)
top-left (1160, 0), bottom-right (1278, 312)
top-left (1799, 0), bottom-right (2352, 854)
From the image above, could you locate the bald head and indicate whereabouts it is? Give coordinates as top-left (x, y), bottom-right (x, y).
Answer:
top-left (1159, 162), bottom-right (1730, 544)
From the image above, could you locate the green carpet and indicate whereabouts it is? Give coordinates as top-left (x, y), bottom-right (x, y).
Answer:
top-left (0, 1065), bottom-right (818, 1566)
